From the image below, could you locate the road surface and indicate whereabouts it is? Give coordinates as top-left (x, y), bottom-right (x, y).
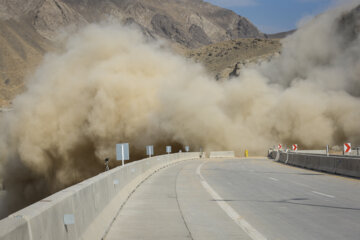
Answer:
top-left (105, 158), bottom-right (360, 240)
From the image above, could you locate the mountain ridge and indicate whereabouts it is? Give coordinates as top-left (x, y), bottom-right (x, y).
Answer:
top-left (0, 0), bottom-right (268, 106)
top-left (0, 0), bottom-right (265, 46)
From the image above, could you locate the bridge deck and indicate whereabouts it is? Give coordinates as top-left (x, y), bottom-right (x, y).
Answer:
top-left (105, 158), bottom-right (360, 240)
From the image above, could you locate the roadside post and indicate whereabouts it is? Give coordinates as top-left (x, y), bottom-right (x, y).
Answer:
top-left (116, 143), bottom-right (130, 166)
top-left (146, 145), bottom-right (154, 157)
top-left (105, 158), bottom-right (110, 171)
top-left (185, 146), bottom-right (190, 152)
top-left (292, 144), bottom-right (298, 152)
top-left (166, 146), bottom-right (172, 154)
top-left (344, 143), bottom-right (351, 155)
top-left (326, 145), bottom-right (329, 156)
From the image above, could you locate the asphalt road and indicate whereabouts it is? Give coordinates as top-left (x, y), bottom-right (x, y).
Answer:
top-left (105, 158), bottom-right (360, 240)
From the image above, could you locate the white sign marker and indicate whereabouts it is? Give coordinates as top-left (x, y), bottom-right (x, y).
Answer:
top-left (116, 143), bottom-right (130, 166)
top-left (146, 145), bottom-right (154, 157)
top-left (166, 146), bottom-right (172, 154)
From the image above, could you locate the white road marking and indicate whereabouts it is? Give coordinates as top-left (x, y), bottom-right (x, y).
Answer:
top-left (311, 191), bottom-right (335, 198)
top-left (196, 162), bottom-right (267, 240)
top-left (268, 177), bottom-right (279, 182)
top-left (289, 181), bottom-right (311, 188)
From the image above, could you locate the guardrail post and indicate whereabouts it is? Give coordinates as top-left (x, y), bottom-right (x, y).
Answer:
top-left (326, 145), bottom-right (329, 156)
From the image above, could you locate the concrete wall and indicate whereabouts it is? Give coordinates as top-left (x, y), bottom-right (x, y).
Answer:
top-left (209, 151), bottom-right (235, 158)
top-left (269, 151), bottom-right (360, 178)
top-left (0, 152), bottom-right (200, 240)
top-left (295, 149), bottom-right (360, 156)
top-left (297, 150), bottom-right (327, 154)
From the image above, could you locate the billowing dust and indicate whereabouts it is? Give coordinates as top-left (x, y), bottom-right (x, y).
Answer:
top-left (0, 3), bottom-right (359, 217)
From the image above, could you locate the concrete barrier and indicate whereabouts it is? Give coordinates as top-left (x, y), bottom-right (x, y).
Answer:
top-left (318, 156), bottom-right (336, 174)
top-left (335, 157), bottom-right (360, 177)
top-left (0, 152), bottom-right (200, 240)
top-left (270, 151), bottom-right (278, 160)
top-left (269, 151), bottom-right (360, 178)
top-left (209, 151), bottom-right (235, 158)
top-left (297, 150), bottom-right (326, 154)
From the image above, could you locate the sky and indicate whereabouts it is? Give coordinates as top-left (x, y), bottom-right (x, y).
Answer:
top-left (205, 0), bottom-right (340, 33)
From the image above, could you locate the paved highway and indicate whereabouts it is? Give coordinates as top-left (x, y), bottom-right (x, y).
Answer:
top-left (105, 158), bottom-right (360, 240)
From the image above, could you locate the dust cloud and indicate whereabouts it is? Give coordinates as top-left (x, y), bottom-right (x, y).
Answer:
top-left (1, 3), bottom-right (360, 217)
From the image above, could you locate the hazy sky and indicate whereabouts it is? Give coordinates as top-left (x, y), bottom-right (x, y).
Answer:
top-left (205, 0), bottom-right (338, 33)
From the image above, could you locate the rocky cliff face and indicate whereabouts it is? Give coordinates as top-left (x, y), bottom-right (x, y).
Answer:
top-left (0, 0), bottom-right (265, 106)
top-left (1, 0), bottom-right (264, 45)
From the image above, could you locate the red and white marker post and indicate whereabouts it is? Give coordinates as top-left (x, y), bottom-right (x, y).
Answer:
top-left (292, 144), bottom-right (298, 151)
top-left (278, 144), bottom-right (282, 150)
top-left (344, 143), bottom-right (351, 154)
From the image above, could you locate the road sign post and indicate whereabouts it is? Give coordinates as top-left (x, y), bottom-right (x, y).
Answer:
top-left (326, 145), bottom-right (329, 156)
top-left (146, 145), bottom-right (154, 157)
top-left (116, 143), bottom-right (130, 166)
top-left (166, 146), bottom-right (172, 154)
top-left (292, 144), bottom-right (298, 152)
top-left (344, 143), bottom-right (351, 154)
top-left (278, 144), bottom-right (282, 150)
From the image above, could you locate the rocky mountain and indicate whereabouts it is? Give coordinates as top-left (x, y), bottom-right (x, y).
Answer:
top-left (0, 0), bottom-right (267, 106)
top-left (1, 0), bottom-right (264, 46)
top-left (185, 38), bottom-right (281, 80)
top-left (0, 18), bottom-right (53, 106)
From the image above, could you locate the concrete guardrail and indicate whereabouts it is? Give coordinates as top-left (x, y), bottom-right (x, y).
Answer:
top-left (0, 152), bottom-right (200, 240)
top-left (209, 151), bottom-right (235, 158)
top-left (296, 150), bottom-right (327, 154)
top-left (269, 151), bottom-right (360, 178)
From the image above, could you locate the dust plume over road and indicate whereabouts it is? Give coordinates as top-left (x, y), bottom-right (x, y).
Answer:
top-left (1, 3), bottom-right (360, 217)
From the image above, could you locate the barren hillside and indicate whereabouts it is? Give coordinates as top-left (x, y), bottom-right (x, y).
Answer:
top-left (185, 38), bottom-right (282, 80)
top-left (0, 0), bottom-right (268, 106)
